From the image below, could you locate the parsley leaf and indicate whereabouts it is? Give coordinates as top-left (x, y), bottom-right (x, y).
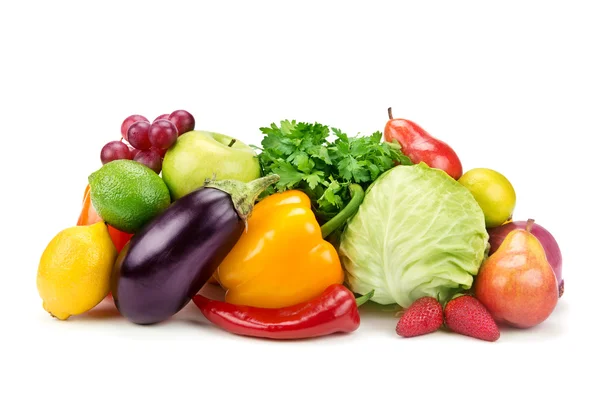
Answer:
top-left (256, 120), bottom-right (412, 223)
top-left (303, 171), bottom-right (324, 190)
top-left (271, 161), bottom-right (304, 190)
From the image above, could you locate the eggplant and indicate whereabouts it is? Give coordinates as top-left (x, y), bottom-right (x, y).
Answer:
top-left (111, 174), bottom-right (279, 325)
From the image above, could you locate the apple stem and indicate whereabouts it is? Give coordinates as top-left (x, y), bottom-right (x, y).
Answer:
top-left (526, 218), bottom-right (535, 233)
top-left (387, 107), bottom-right (394, 120)
top-left (228, 139), bottom-right (237, 147)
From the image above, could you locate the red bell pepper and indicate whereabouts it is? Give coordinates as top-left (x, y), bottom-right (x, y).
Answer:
top-left (77, 184), bottom-right (133, 253)
top-left (192, 284), bottom-right (374, 340)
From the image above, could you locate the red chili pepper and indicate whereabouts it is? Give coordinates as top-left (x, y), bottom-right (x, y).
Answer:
top-left (192, 284), bottom-right (374, 340)
top-left (384, 107), bottom-right (463, 180)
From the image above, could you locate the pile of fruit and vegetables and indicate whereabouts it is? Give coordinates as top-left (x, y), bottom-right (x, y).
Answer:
top-left (36, 108), bottom-right (564, 342)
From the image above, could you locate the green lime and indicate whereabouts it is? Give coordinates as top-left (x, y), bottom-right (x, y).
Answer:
top-left (88, 160), bottom-right (171, 233)
top-left (458, 168), bottom-right (516, 228)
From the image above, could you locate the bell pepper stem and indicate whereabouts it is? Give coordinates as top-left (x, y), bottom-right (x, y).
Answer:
top-left (355, 290), bottom-right (374, 307)
top-left (320, 183), bottom-right (365, 239)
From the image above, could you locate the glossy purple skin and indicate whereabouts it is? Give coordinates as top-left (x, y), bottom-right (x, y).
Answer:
top-left (488, 221), bottom-right (563, 296)
top-left (112, 188), bottom-right (244, 325)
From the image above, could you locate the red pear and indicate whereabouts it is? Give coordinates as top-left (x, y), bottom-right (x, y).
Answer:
top-left (474, 220), bottom-right (558, 328)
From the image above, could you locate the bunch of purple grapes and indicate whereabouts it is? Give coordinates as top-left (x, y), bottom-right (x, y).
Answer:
top-left (100, 110), bottom-right (195, 173)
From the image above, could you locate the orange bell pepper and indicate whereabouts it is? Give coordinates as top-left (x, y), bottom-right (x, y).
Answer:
top-left (77, 184), bottom-right (133, 253)
top-left (217, 185), bottom-right (365, 308)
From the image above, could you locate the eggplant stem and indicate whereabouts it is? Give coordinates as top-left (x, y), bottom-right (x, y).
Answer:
top-left (320, 183), bottom-right (365, 239)
top-left (205, 174), bottom-right (280, 222)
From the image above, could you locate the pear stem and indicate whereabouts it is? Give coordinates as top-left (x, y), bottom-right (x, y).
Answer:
top-left (227, 139), bottom-right (237, 147)
top-left (526, 218), bottom-right (535, 233)
top-left (388, 107), bottom-right (394, 120)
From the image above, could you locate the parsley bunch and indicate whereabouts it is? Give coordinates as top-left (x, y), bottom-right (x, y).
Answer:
top-left (254, 120), bottom-right (412, 223)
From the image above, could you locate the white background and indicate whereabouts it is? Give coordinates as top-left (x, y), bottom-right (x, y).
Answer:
top-left (1, 1), bottom-right (597, 399)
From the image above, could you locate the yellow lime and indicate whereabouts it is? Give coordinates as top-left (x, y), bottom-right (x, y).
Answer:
top-left (36, 222), bottom-right (117, 320)
top-left (458, 168), bottom-right (516, 228)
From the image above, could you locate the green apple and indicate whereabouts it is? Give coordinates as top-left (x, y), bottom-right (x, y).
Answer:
top-left (162, 130), bottom-right (261, 200)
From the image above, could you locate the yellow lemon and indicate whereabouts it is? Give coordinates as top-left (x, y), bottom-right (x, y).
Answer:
top-left (458, 168), bottom-right (517, 228)
top-left (37, 222), bottom-right (117, 320)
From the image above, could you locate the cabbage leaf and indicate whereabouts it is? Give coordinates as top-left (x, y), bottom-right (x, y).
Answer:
top-left (339, 163), bottom-right (489, 308)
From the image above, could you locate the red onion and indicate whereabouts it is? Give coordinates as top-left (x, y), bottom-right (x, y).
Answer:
top-left (487, 219), bottom-right (563, 297)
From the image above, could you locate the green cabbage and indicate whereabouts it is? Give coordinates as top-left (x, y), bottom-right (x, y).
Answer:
top-left (339, 162), bottom-right (489, 308)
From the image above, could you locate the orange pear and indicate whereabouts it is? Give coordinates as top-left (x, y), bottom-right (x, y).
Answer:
top-left (474, 219), bottom-right (558, 328)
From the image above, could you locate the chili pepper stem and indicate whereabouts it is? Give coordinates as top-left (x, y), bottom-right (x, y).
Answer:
top-left (355, 290), bottom-right (375, 307)
top-left (205, 174), bottom-right (280, 225)
top-left (320, 183), bottom-right (365, 239)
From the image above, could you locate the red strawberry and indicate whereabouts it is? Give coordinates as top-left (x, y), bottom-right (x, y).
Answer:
top-left (444, 295), bottom-right (500, 342)
top-left (396, 297), bottom-right (444, 338)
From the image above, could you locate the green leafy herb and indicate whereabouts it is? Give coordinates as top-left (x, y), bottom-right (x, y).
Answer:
top-left (254, 120), bottom-right (412, 223)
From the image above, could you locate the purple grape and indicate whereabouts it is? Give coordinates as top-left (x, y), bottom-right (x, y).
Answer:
top-left (149, 120), bottom-right (178, 149)
top-left (101, 141), bottom-right (132, 164)
top-left (134, 149), bottom-right (162, 174)
top-left (127, 121), bottom-right (152, 150)
top-left (153, 113), bottom-right (170, 123)
top-left (169, 110), bottom-right (195, 135)
top-left (121, 114), bottom-right (148, 141)
top-left (152, 146), bottom-right (168, 158)
top-left (129, 146), bottom-right (141, 159)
